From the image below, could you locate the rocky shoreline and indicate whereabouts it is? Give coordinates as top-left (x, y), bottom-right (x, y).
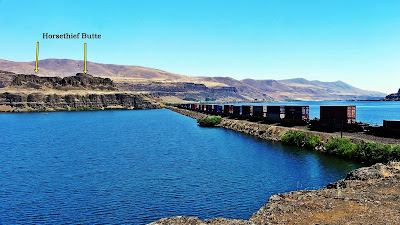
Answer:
top-left (148, 107), bottom-right (400, 224)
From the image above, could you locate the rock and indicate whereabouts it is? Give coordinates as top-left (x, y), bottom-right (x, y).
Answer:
top-left (148, 216), bottom-right (257, 225)
top-left (0, 92), bottom-right (161, 111)
top-left (384, 88), bottom-right (400, 101)
top-left (10, 73), bottom-right (117, 91)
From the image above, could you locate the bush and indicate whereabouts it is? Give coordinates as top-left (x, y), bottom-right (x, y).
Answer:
top-left (197, 116), bottom-right (222, 127)
top-left (324, 138), bottom-right (355, 157)
top-left (281, 132), bottom-right (400, 163)
top-left (354, 141), bottom-right (400, 162)
top-left (281, 131), bottom-right (306, 146)
top-left (304, 135), bottom-right (323, 149)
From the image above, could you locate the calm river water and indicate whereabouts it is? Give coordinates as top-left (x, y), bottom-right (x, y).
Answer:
top-left (0, 107), bottom-right (365, 224)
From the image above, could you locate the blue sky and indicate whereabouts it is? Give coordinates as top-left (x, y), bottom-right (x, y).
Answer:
top-left (0, 0), bottom-right (399, 93)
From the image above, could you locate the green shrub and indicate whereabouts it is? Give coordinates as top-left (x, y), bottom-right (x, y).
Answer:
top-left (324, 138), bottom-right (355, 157)
top-left (390, 146), bottom-right (400, 161)
top-left (304, 135), bottom-right (323, 149)
top-left (354, 142), bottom-right (398, 162)
top-left (281, 131), bottom-right (306, 146)
top-left (281, 132), bottom-right (400, 163)
top-left (197, 116), bottom-right (222, 127)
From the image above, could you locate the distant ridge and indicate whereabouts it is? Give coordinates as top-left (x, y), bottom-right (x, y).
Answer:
top-left (0, 59), bottom-right (186, 80)
top-left (0, 58), bottom-right (386, 101)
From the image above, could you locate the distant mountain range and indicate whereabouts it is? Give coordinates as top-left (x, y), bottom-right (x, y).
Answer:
top-left (0, 59), bottom-right (386, 101)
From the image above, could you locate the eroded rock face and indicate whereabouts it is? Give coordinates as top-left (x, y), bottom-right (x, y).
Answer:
top-left (0, 70), bottom-right (16, 88)
top-left (0, 92), bottom-right (161, 111)
top-left (384, 89), bottom-right (400, 101)
top-left (10, 73), bottom-right (117, 91)
top-left (117, 81), bottom-right (244, 102)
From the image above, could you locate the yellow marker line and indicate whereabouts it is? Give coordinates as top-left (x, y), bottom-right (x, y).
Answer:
top-left (35, 42), bottom-right (39, 73)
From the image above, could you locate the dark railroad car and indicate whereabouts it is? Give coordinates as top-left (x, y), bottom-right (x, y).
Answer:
top-left (206, 105), bottom-right (213, 112)
top-left (213, 105), bottom-right (222, 113)
top-left (320, 106), bottom-right (356, 124)
top-left (241, 105), bottom-right (252, 116)
top-left (212, 105), bottom-right (216, 112)
top-left (383, 120), bottom-right (400, 129)
top-left (233, 106), bottom-right (242, 116)
top-left (223, 105), bottom-right (230, 115)
top-left (284, 106), bottom-right (309, 121)
top-left (253, 105), bottom-right (267, 117)
top-left (266, 106), bottom-right (285, 119)
top-left (223, 105), bottom-right (234, 115)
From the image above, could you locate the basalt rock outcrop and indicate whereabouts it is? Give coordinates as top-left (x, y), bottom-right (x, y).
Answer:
top-left (0, 71), bottom-right (162, 111)
top-left (149, 162), bottom-right (400, 224)
top-left (0, 92), bottom-right (161, 111)
top-left (0, 70), bottom-right (16, 88)
top-left (10, 72), bottom-right (117, 91)
top-left (384, 88), bottom-right (400, 101)
top-left (117, 81), bottom-right (244, 102)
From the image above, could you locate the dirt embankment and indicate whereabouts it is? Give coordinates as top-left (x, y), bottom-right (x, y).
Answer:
top-left (149, 162), bottom-right (400, 224)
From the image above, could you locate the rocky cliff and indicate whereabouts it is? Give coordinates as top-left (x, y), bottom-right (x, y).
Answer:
top-left (384, 88), bottom-right (400, 101)
top-left (0, 92), bottom-right (161, 112)
top-left (149, 162), bottom-right (400, 224)
top-left (0, 71), bottom-right (162, 111)
top-left (0, 70), bottom-right (17, 88)
top-left (116, 81), bottom-right (244, 102)
top-left (9, 72), bottom-right (117, 91)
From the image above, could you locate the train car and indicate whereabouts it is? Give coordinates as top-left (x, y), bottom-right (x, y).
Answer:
top-left (320, 106), bottom-right (356, 124)
top-left (217, 105), bottom-right (223, 114)
top-left (284, 106), bottom-right (309, 121)
top-left (253, 105), bottom-right (267, 118)
top-left (223, 105), bottom-right (234, 116)
top-left (212, 105), bottom-right (222, 114)
top-left (206, 104), bottom-right (213, 112)
top-left (241, 105), bottom-right (252, 116)
top-left (232, 106), bottom-right (242, 117)
top-left (266, 106), bottom-right (285, 120)
top-left (369, 120), bottom-right (400, 138)
top-left (383, 120), bottom-right (400, 129)
top-left (223, 105), bottom-right (230, 115)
